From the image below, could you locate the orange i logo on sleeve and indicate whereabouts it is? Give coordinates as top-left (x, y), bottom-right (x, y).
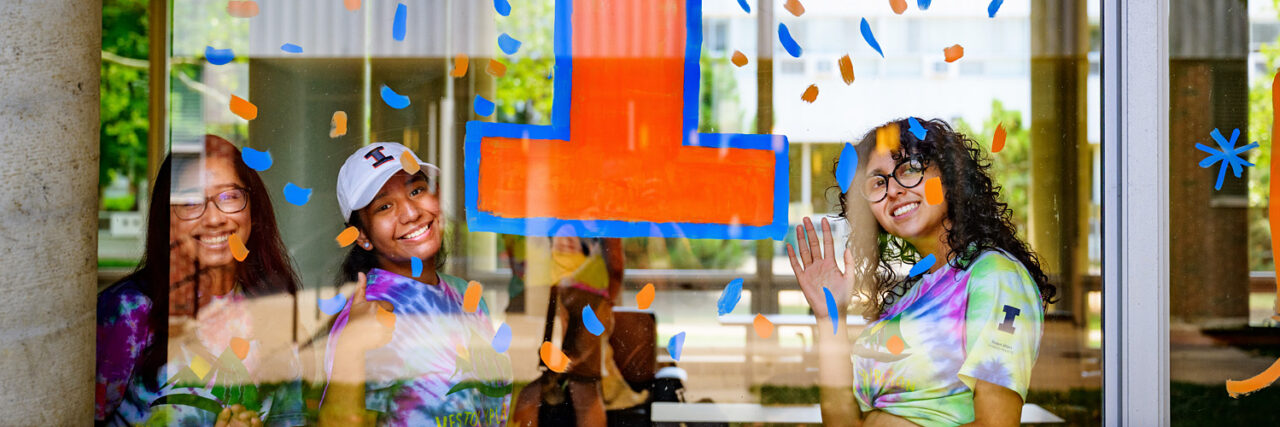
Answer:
top-left (464, 0), bottom-right (788, 240)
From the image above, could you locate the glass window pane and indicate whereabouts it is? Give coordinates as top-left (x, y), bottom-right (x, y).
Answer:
top-left (1169, 0), bottom-right (1280, 422)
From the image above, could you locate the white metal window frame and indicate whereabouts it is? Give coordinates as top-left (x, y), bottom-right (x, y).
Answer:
top-left (1103, 0), bottom-right (1169, 424)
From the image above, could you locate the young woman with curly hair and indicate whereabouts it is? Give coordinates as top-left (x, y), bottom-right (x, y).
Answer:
top-left (786, 118), bottom-right (1057, 426)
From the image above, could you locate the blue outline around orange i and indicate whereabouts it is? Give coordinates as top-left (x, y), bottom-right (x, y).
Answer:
top-left (463, 0), bottom-right (790, 240)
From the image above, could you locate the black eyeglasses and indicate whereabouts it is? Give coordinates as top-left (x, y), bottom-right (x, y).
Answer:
top-left (861, 158), bottom-right (926, 203)
top-left (172, 188), bottom-right (249, 220)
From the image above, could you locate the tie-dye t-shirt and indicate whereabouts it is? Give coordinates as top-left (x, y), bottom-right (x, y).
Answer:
top-left (852, 250), bottom-right (1043, 426)
top-left (323, 269), bottom-right (513, 426)
top-left (95, 278), bottom-right (306, 426)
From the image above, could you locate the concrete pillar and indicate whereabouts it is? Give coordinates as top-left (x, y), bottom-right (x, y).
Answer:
top-left (1168, 0), bottom-right (1250, 327)
top-left (1030, 0), bottom-right (1089, 323)
top-left (0, 0), bottom-right (99, 422)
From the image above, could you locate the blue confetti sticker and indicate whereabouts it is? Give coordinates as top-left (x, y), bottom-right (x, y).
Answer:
top-left (205, 46), bottom-right (234, 65)
top-left (918, 0), bottom-right (932, 10)
top-left (777, 23), bottom-right (803, 58)
top-left (583, 305), bottom-right (605, 336)
top-left (318, 293), bottom-right (348, 315)
top-left (717, 278), bottom-right (744, 316)
top-left (474, 95), bottom-right (495, 116)
top-left (987, 0), bottom-right (1004, 18)
top-left (494, 0), bottom-right (511, 16)
top-left (823, 287), bottom-right (838, 334)
top-left (737, 0), bottom-right (751, 13)
top-left (411, 256), bottom-right (423, 277)
top-left (280, 43), bottom-right (303, 53)
top-left (860, 18), bottom-right (883, 57)
top-left (835, 142), bottom-right (858, 193)
top-left (907, 117), bottom-right (928, 140)
top-left (380, 84), bottom-right (410, 109)
top-left (1197, 128), bottom-right (1258, 191)
top-left (497, 33), bottom-right (522, 55)
top-left (668, 332), bottom-right (686, 361)
top-left (492, 323), bottom-right (512, 353)
top-left (241, 147), bottom-right (272, 171)
top-left (392, 3), bottom-right (407, 41)
top-left (283, 182), bottom-right (312, 206)
top-left (907, 253), bottom-right (936, 278)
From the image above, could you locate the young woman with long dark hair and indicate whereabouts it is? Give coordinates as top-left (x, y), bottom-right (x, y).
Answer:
top-left (787, 119), bottom-right (1057, 426)
top-left (96, 135), bottom-right (304, 426)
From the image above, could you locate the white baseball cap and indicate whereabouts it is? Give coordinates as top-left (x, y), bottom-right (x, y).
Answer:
top-left (336, 143), bottom-right (440, 222)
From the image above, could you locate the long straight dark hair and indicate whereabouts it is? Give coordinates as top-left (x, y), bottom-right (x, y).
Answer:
top-left (129, 134), bottom-right (301, 390)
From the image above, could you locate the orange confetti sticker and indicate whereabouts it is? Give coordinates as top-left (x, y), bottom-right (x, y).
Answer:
top-left (451, 54), bottom-right (469, 77)
top-left (991, 123), bottom-right (1006, 153)
top-left (924, 177), bottom-right (944, 205)
top-left (463, 281), bottom-right (483, 313)
top-left (944, 44), bottom-right (965, 63)
top-left (456, 342), bottom-right (470, 361)
top-left (230, 232), bottom-right (249, 262)
top-left (486, 59), bottom-right (507, 77)
top-left (375, 303), bottom-right (396, 329)
top-left (784, 0), bottom-right (805, 17)
top-left (753, 313), bottom-right (774, 339)
top-left (344, 0), bottom-right (360, 11)
top-left (229, 95), bottom-right (257, 121)
top-left (876, 123), bottom-right (901, 155)
top-left (226, 1), bottom-right (259, 18)
top-left (801, 84), bottom-right (819, 103)
top-left (400, 153), bottom-right (420, 175)
top-left (731, 50), bottom-right (748, 67)
top-left (887, 335), bottom-right (905, 355)
top-left (540, 341), bottom-right (571, 373)
top-left (336, 226), bottom-right (359, 247)
top-left (838, 55), bottom-right (855, 85)
top-left (230, 337), bottom-right (250, 360)
top-left (330, 111), bottom-right (348, 138)
top-left (636, 283), bottom-right (655, 310)
top-left (890, 0), bottom-right (907, 14)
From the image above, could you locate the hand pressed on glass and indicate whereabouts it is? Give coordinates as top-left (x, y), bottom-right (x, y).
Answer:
top-left (786, 217), bottom-right (855, 321)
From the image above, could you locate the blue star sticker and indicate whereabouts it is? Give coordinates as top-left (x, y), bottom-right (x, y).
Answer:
top-left (1197, 128), bottom-right (1258, 191)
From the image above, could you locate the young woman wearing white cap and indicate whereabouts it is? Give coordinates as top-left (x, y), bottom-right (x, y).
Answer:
top-left (318, 143), bottom-right (512, 426)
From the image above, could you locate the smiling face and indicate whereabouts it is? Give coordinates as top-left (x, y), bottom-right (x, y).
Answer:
top-left (171, 156), bottom-right (252, 269)
top-left (863, 149), bottom-right (948, 252)
top-left (355, 171), bottom-right (444, 275)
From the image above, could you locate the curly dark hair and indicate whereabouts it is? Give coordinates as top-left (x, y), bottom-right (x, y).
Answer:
top-left (832, 118), bottom-right (1057, 320)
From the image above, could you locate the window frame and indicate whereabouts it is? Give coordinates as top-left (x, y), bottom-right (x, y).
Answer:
top-left (1102, 0), bottom-right (1170, 424)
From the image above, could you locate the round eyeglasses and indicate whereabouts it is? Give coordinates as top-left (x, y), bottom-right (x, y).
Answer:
top-left (172, 188), bottom-right (249, 220)
top-left (861, 158), bottom-right (926, 203)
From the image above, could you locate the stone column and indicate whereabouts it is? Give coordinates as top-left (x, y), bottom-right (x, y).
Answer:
top-left (0, 0), bottom-right (100, 422)
top-left (1030, 0), bottom-right (1089, 323)
top-left (1168, 0), bottom-right (1250, 327)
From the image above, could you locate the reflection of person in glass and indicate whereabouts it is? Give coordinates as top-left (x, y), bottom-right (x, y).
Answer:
top-left (787, 119), bottom-right (1058, 426)
top-left (320, 143), bottom-right (511, 426)
top-left (96, 135), bottom-right (304, 426)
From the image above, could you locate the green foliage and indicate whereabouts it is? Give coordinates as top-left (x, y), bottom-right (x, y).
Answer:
top-left (950, 100), bottom-right (1032, 236)
top-left (100, 0), bottom-right (149, 207)
top-left (1247, 8), bottom-right (1280, 272)
top-left (700, 53), bottom-right (742, 133)
top-left (494, 0), bottom-right (555, 124)
top-left (622, 237), bottom-right (749, 270)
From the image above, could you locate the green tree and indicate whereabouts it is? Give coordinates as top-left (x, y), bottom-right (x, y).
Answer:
top-left (494, 0), bottom-right (555, 125)
top-left (951, 100), bottom-right (1032, 236)
top-left (100, 0), bottom-right (149, 210)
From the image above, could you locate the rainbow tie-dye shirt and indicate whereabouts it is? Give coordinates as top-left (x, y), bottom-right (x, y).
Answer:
top-left (852, 250), bottom-right (1043, 426)
top-left (323, 269), bottom-right (513, 426)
